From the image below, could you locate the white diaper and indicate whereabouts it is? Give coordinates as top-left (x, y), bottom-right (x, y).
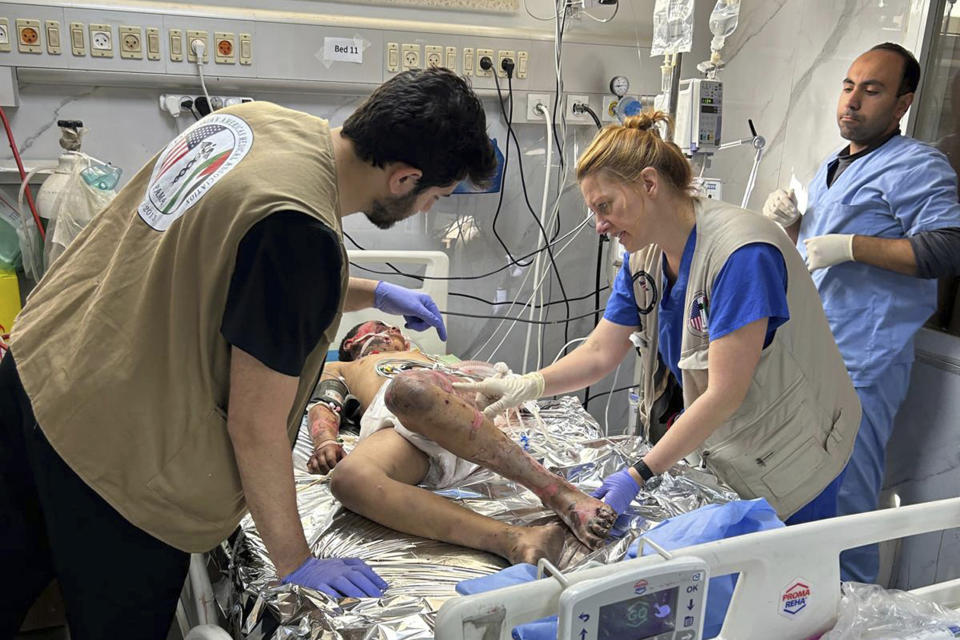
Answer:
top-left (359, 381), bottom-right (478, 489)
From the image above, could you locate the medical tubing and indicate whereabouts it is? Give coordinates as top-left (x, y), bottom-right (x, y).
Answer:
top-left (577, 103), bottom-right (603, 130)
top-left (479, 215), bottom-right (591, 360)
top-left (346, 214), bottom-right (588, 281)
top-left (603, 358), bottom-right (624, 436)
top-left (0, 106), bottom-right (45, 240)
top-left (583, 234), bottom-right (606, 409)
top-left (523, 103), bottom-right (553, 371)
top-left (552, 337), bottom-right (588, 364)
top-left (443, 304), bottom-right (604, 325)
top-left (582, 0), bottom-right (620, 22)
top-left (343, 229), bottom-right (607, 308)
top-left (494, 70), bottom-right (573, 337)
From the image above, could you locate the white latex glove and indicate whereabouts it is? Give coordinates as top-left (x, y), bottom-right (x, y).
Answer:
top-left (762, 188), bottom-right (801, 227)
top-left (452, 372), bottom-right (545, 418)
top-left (804, 234), bottom-right (855, 271)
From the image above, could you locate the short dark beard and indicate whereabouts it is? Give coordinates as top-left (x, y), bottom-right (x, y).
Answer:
top-left (364, 189), bottom-right (420, 229)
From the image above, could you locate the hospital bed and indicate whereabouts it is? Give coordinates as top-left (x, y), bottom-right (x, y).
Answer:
top-left (434, 497), bottom-right (960, 640)
top-left (206, 396), bottom-right (738, 639)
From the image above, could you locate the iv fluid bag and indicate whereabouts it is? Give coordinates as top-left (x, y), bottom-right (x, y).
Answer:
top-left (709, 0), bottom-right (740, 51)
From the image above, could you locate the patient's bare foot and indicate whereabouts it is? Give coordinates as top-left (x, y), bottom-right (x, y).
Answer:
top-left (503, 523), bottom-right (566, 566)
top-left (537, 481), bottom-right (616, 549)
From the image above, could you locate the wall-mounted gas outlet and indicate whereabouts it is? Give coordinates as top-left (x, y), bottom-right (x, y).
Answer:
top-left (527, 93), bottom-right (551, 121)
top-left (566, 94), bottom-right (592, 125)
top-left (602, 96), bottom-right (620, 123)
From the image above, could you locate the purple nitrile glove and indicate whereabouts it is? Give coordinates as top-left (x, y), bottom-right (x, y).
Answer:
top-left (374, 281), bottom-right (447, 341)
top-left (280, 557), bottom-right (388, 598)
top-left (591, 468), bottom-right (642, 515)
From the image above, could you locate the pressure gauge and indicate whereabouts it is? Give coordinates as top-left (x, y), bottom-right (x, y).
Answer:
top-left (610, 76), bottom-right (630, 98)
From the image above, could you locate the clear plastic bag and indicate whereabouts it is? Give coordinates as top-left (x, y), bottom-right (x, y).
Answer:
top-left (44, 154), bottom-right (116, 269)
top-left (651, 0), bottom-right (695, 56)
top-left (821, 582), bottom-right (960, 640)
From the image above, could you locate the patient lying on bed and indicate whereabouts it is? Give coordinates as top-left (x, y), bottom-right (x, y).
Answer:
top-left (306, 320), bottom-right (616, 565)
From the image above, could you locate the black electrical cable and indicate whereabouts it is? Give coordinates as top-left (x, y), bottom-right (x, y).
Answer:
top-left (493, 61), bottom-right (573, 351)
top-left (484, 56), bottom-right (533, 268)
top-left (442, 305), bottom-right (604, 325)
top-left (582, 104), bottom-right (606, 409)
top-left (583, 235), bottom-right (607, 410)
top-left (576, 104), bottom-right (603, 130)
top-left (585, 384), bottom-right (636, 404)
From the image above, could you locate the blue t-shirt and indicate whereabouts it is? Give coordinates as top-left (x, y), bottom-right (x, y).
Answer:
top-left (604, 227), bottom-right (790, 383)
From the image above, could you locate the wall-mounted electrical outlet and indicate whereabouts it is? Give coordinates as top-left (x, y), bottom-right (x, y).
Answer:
top-left (527, 93), bottom-right (551, 121)
top-left (566, 94), bottom-right (592, 125)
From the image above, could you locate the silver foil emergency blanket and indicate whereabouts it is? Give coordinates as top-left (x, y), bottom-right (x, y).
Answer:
top-left (213, 395), bottom-right (737, 639)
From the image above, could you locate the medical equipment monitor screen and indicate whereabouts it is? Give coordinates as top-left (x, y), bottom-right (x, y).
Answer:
top-left (597, 587), bottom-right (678, 640)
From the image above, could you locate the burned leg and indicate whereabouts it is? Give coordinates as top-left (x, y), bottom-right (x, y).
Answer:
top-left (329, 429), bottom-right (563, 565)
top-left (385, 371), bottom-right (616, 549)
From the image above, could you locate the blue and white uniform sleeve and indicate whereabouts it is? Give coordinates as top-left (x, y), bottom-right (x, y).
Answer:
top-left (603, 256), bottom-right (641, 327)
top-left (887, 152), bottom-right (960, 235)
top-left (710, 243), bottom-right (789, 346)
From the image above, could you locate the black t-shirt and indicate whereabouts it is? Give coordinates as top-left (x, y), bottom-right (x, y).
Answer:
top-left (221, 210), bottom-right (342, 376)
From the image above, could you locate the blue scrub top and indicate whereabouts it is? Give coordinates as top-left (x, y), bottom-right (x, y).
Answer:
top-left (798, 134), bottom-right (960, 386)
top-left (605, 227), bottom-right (790, 384)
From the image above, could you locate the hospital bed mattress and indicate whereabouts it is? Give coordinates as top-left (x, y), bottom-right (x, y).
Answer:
top-left (212, 396), bottom-right (737, 639)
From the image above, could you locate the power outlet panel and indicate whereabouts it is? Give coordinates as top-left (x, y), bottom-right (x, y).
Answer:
top-left (424, 44), bottom-right (442, 68)
top-left (186, 29), bottom-right (208, 63)
top-left (462, 47), bottom-right (474, 75)
top-left (517, 50), bottom-right (528, 79)
top-left (445, 45), bottom-right (457, 71)
top-left (527, 93), bottom-right (551, 120)
top-left (169, 28), bottom-right (183, 62)
top-left (385, 41), bottom-right (399, 72)
top-left (238, 32), bottom-right (252, 65)
top-left (118, 25), bottom-right (142, 60)
top-left (401, 42), bottom-right (419, 69)
top-left (0, 18), bottom-right (10, 53)
top-left (146, 26), bottom-right (160, 60)
top-left (88, 23), bottom-right (112, 58)
top-left (475, 48), bottom-right (494, 77)
top-left (16, 18), bottom-right (41, 54)
top-left (69, 21), bottom-right (84, 56)
top-left (214, 31), bottom-right (235, 63)
top-left (45, 20), bottom-right (61, 55)
top-left (496, 49), bottom-right (514, 78)
top-left (566, 94), bottom-right (592, 125)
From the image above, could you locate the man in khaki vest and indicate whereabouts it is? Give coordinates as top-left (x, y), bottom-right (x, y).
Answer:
top-left (0, 67), bottom-right (496, 637)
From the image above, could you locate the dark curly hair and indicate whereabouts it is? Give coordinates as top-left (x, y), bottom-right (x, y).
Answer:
top-left (342, 67), bottom-right (497, 191)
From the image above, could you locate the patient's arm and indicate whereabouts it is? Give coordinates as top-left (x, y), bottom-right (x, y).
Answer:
top-left (384, 369), bottom-right (616, 549)
top-left (306, 362), bottom-right (350, 474)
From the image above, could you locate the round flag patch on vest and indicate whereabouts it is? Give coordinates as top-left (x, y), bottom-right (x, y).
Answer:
top-left (138, 114), bottom-right (253, 231)
top-left (688, 290), bottom-right (709, 337)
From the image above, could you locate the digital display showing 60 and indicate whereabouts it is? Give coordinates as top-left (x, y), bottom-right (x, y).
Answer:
top-left (597, 587), bottom-right (678, 640)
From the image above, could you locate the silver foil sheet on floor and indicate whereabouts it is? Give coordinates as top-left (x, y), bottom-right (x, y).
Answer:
top-left (213, 395), bottom-right (737, 639)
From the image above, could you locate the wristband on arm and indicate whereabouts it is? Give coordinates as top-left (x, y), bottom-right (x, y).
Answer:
top-left (631, 458), bottom-right (656, 483)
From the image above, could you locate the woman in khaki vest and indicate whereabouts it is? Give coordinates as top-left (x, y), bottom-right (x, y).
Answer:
top-left (457, 112), bottom-right (860, 525)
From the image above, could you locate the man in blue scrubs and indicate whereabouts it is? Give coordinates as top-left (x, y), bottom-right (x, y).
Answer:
top-left (763, 43), bottom-right (960, 583)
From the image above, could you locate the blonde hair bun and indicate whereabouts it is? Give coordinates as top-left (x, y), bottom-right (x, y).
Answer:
top-left (623, 110), bottom-right (671, 136)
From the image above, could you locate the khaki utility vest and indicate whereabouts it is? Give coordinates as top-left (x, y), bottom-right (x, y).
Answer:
top-left (12, 102), bottom-right (347, 551)
top-left (629, 198), bottom-right (860, 518)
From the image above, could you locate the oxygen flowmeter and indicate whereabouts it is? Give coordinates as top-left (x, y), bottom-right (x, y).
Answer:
top-left (557, 556), bottom-right (709, 640)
